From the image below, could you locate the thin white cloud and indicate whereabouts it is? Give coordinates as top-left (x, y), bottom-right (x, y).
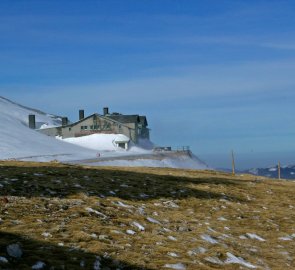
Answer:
top-left (8, 58), bottom-right (295, 111)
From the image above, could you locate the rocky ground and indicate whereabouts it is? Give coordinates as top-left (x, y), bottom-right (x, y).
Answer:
top-left (0, 161), bottom-right (294, 269)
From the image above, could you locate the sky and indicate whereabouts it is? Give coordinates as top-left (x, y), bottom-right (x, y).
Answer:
top-left (1, 0), bottom-right (295, 169)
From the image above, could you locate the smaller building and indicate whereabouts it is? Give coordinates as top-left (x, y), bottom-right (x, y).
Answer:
top-left (113, 134), bottom-right (130, 150)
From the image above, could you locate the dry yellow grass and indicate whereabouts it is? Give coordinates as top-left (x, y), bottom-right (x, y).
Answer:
top-left (0, 161), bottom-right (294, 269)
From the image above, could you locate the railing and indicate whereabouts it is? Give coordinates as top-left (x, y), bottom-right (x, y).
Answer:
top-left (176, 146), bottom-right (190, 152)
top-left (153, 146), bottom-right (190, 152)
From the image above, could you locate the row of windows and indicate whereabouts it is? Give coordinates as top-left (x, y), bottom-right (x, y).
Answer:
top-left (81, 125), bottom-right (100, 130)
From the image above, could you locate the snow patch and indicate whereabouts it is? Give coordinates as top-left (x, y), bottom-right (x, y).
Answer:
top-left (164, 263), bottom-right (186, 270)
top-left (200, 234), bottom-right (219, 244)
top-left (245, 233), bottom-right (266, 242)
top-left (225, 252), bottom-right (257, 269)
top-left (131, 221), bottom-right (145, 231)
top-left (147, 216), bottom-right (161, 225)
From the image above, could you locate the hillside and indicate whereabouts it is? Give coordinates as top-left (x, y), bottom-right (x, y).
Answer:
top-left (0, 96), bottom-right (207, 169)
top-left (0, 161), bottom-right (294, 269)
top-left (0, 97), bottom-right (97, 161)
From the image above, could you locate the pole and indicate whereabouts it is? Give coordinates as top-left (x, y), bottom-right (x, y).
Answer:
top-left (278, 161), bottom-right (281, 180)
top-left (232, 150), bottom-right (235, 176)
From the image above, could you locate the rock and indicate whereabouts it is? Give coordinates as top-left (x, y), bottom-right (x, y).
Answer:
top-left (99, 235), bottom-right (108, 240)
top-left (11, 220), bottom-right (22, 225)
top-left (32, 261), bottom-right (46, 269)
top-left (0, 256), bottom-right (8, 263)
top-left (6, 243), bottom-right (22, 258)
top-left (93, 258), bottom-right (101, 270)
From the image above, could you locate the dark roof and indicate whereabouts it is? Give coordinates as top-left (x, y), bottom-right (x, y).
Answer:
top-left (139, 116), bottom-right (148, 126)
top-left (62, 114), bottom-right (135, 130)
top-left (64, 113), bottom-right (97, 127)
top-left (59, 113), bottom-right (148, 129)
top-left (106, 115), bottom-right (140, 124)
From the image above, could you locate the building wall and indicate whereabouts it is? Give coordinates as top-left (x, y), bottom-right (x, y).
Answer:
top-left (37, 114), bottom-right (144, 143)
top-left (38, 127), bottom-right (61, 137)
top-left (139, 126), bottom-right (150, 139)
top-left (61, 115), bottom-right (138, 142)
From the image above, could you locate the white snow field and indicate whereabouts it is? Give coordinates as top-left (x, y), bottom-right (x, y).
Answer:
top-left (0, 96), bottom-right (97, 161)
top-left (0, 96), bottom-right (208, 169)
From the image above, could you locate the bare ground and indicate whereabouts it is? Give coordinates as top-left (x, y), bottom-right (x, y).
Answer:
top-left (0, 161), bottom-right (294, 269)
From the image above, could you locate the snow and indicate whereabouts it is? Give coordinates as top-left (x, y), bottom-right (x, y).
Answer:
top-left (225, 252), bottom-right (257, 269)
top-left (164, 263), bottom-right (186, 269)
top-left (245, 233), bottom-right (266, 242)
top-left (168, 236), bottom-right (177, 241)
top-left (85, 207), bottom-right (107, 219)
top-left (278, 235), bottom-right (294, 241)
top-left (115, 201), bottom-right (132, 208)
top-left (91, 152), bottom-right (208, 169)
top-left (126, 230), bottom-right (136, 235)
top-left (0, 96), bottom-right (208, 169)
top-left (59, 133), bottom-right (136, 152)
top-left (131, 221), bottom-right (145, 231)
top-left (41, 232), bottom-right (52, 238)
top-left (0, 97), bottom-right (97, 161)
top-left (204, 257), bottom-right (223, 265)
top-left (167, 252), bottom-right (179, 257)
top-left (200, 234), bottom-right (219, 244)
top-left (147, 216), bottom-right (161, 224)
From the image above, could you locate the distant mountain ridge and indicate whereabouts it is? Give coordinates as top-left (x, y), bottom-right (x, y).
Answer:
top-left (243, 165), bottom-right (295, 180)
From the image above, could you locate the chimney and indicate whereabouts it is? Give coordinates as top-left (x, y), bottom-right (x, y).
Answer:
top-left (28, 114), bottom-right (36, 129)
top-left (62, 117), bottom-right (68, 126)
top-left (79, 109), bottom-right (84, 120)
top-left (103, 107), bottom-right (109, 116)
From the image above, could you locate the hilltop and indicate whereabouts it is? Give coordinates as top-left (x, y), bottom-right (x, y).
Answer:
top-left (0, 161), bottom-right (294, 269)
top-left (0, 96), bottom-right (207, 169)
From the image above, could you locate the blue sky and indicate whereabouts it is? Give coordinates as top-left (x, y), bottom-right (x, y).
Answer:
top-left (1, 0), bottom-right (295, 169)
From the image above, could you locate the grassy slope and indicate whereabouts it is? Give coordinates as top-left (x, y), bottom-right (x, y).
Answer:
top-left (0, 161), bottom-right (294, 269)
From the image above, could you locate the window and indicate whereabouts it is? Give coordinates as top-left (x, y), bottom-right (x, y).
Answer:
top-left (81, 126), bottom-right (88, 130)
top-left (69, 127), bottom-right (71, 131)
top-left (90, 125), bottom-right (93, 130)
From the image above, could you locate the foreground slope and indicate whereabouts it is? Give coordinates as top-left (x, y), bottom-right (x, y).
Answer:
top-left (0, 161), bottom-right (294, 269)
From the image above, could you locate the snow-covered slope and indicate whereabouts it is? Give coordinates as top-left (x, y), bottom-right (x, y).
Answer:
top-left (0, 97), bottom-right (97, 161)
top-left (0, 96), bottom-right (62, 128)
top-left (0, 96), bottom-right (208, 169)
top-left (59, 134), bottom-right (150, 153)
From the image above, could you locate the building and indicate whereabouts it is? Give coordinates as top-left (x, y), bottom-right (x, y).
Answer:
top-left (31, 107), bottom-right (150, 147)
